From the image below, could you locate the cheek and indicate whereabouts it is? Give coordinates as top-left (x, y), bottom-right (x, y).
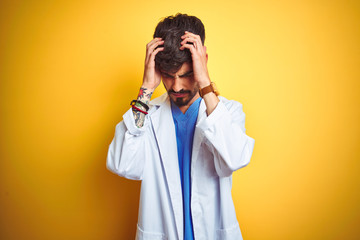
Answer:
top-left (189, 78), bottom-right (200, 93)
top-left (162, 78), bottom-right (172, 90)
top-left (188, 77), bottom-right (197, 88)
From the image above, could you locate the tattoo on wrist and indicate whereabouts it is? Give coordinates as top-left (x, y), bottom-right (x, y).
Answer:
top-left (133, 87), bottom-right (153, 128)
top-left (137, 87), bottom-right (153, 104)
top-left (133, 108), bottom-right (145, 128)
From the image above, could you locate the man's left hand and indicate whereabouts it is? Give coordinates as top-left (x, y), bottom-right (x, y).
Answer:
top-left (180, 31), bottom-right (210, 88)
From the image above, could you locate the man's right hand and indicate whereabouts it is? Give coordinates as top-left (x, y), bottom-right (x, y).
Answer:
top-left (132, 38), bottom-right (164, 128)
top-left (142, 37), bottom-right (164, 91)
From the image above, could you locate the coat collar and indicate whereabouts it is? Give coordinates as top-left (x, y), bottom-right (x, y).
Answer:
top-left (149, 93), bottom-right (183, 240)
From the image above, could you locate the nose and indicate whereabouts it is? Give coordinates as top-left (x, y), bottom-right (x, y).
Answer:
top-left (172, 76), bottom-right (183, 92)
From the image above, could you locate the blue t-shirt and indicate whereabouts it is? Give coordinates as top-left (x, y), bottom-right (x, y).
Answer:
top-left (171, 97), bottom-right (202, 240)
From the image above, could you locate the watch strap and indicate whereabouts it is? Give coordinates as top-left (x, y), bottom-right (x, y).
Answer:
top-left (199, 82), bottom-right (219, 97)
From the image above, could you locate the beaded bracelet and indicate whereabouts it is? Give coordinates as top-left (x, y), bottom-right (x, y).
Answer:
top-left (132, 105), bottom-right (148, 115)
top-left (130, 100), bottom-right (149, 112)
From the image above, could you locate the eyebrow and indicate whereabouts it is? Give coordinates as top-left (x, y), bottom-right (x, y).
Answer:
top-left (162, 70), bottom-right (193, 78)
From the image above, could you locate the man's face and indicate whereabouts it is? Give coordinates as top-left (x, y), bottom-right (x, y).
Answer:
top-left (161, 62), bottom-right (200, 108)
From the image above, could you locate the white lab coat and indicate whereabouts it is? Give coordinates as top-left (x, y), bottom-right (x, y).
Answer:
top-left (107, 93), bottom-right (255, 240)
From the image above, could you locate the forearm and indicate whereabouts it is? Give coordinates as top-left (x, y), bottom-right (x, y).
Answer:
top-left (202, 91), bottom-right (220, 116)
top-left (197, 101), bottom-right (255, 177)
top-left (132, 86), bottom-right (155, 128)
top-left (106, 119), bottom-right (147, 180)
top-left (198, 79), bottom-right (220, 116)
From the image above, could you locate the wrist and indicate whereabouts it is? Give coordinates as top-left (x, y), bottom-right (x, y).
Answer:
top-left (197, 77), bottom-right (211, 89)
top-left (199, 81), bottom-right (220, 98)
top-left (141, 85), bottom-right (156, 93)
top-left (141, 81), bottom-right (157, 92)
top-left (137, 86), bottom-right (154, 105)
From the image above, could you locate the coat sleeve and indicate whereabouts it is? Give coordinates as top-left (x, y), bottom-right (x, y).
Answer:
top-left (106, 107), bottom-right (150, 180)
top-left (196, 99), bottom-right (255, 177)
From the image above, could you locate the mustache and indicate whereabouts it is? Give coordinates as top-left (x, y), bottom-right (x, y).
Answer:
top-left (168, 89), bottom-right (191, 94)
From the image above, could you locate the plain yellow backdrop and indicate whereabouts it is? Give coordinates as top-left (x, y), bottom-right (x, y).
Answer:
top-left (1, 0), bottom-right (359, 239)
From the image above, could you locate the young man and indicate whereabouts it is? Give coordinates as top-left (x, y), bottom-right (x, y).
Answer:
top-left (107, 13), bottom-right (255, 240)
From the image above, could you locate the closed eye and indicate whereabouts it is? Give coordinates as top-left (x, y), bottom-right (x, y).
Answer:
top-left (162, 73), bottom-right (175, 78)
top-left (161, 70), bottom-right (193, 78)
top-left (180, 71), bottom-right (193, 77)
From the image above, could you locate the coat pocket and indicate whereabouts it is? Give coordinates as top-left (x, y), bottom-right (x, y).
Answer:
top-left (136, 224), bottom-right (167, 240)
top-left (216, 222), bottom-right (243, 240)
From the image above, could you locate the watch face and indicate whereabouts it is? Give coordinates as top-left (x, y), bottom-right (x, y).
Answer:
top-left (211, 82), bottom-right (219, 95)
top-left (199, 82), bottom-right (219, 97)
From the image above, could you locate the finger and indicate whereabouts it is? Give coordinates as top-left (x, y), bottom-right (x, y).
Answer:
top-left (146, 37), bottom-right (162, 50)
top-left (146, 38), bottom-right (164, 54)
top-left (148, 37), bottom-right (162, 44)
top-left (150, 39), bottom-right (164, 48)
top-left (181, 34), bottom-right (195, 41)
top-left (182, 32), bottom-right (203, 49)
top-left (180, 35), bottom-right (198, 45)
top-left (146, 39), bottom-right (164, 62)
top-left (148, 47), bottom-right (164, 64)
top-left (180, 37), bottom-right (202, 52)
top-left (183, 31), bottom-right (196, 37)
top-left (180, 39), bottom-right (201, 51)
top-left (179, 43), bottom-right (196, 55)
top-left (182, 31), bottom-right (202, 41)
top-left (181, 33), bottom-right (202, 44)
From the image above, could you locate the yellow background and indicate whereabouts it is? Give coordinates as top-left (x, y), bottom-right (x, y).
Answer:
top-left (1, 0), bottom-right (359, 239)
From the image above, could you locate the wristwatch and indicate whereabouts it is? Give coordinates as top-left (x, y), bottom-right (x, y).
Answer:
top-left (199, 82), bottom-right (219, 97)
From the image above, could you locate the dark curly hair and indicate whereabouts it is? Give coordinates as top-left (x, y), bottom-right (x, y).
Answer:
top-left (153, 13), bottom-right (205, 74)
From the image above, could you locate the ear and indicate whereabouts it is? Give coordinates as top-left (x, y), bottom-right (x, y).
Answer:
top-left (204, 46), bottom-right (208, 63)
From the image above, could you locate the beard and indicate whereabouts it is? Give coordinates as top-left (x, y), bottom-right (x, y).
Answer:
top-left (168, 87), bottom-right (199, 107)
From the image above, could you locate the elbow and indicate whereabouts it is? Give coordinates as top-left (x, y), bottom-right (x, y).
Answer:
top-left (105, 120), bottom-right (145, 181)
top-left (106, 149), bottom-right (119, 175)
top-left (238, 155), bottom-right (251, 169)
top-left (234, 137), bottom-right (254, 170)
top-left (218, 157), bottom-right (250, 178)
top-left (227, 156), bottom-right (250, 172)
top-left (235, 135), bottom-right (255, 170)
top-left (214, 151), bottom-right (241, 178)
top-left (106, 148), bottom-right (144, 181)
top-left (106, 156), bottom-right (143, 181)
top-left (216, 158), bottom-right (251, 178)
top-left (215, 138), bottom-right (254, 178)
top-left (106, 160), bottom-right (143, 181)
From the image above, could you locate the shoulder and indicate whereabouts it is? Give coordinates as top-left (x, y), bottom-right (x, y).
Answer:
top-left (146, 93), bottom-right (169, 115)
top-left (149, 93), bottom-right (168, 106)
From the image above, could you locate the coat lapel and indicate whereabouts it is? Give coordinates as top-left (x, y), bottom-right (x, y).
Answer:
top-left (191, 98), bottom-right (207, 168)
top-left (150, 94), bottom-right (183, 240)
